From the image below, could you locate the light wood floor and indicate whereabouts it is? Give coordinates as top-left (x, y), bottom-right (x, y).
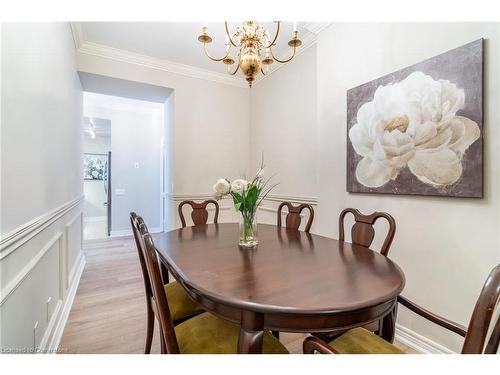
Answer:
top-left (60, 235), bottom-right (417, 354)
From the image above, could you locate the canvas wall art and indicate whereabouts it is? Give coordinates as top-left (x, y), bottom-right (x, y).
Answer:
top-left (346, 39), bottom-right (483, 197)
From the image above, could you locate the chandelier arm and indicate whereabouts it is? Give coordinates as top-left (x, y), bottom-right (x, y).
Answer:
top-left (203, 42), bottom-right (231, 62)
top-left (228, 61), bottom-right (240, 76)
top-left (260, 67), bottom-right (267, 76)
top-left (225, 22), bottom-right (238, 47)
top-left (228, 53), bottom-right (241, 75)
top-left (269, 44), bottom-right (297, 63)
top-left (265, 21), bottom-right (281, 48)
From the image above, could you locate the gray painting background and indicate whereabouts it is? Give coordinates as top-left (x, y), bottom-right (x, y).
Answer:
top-left (346, 39), bottom-right (483, 198)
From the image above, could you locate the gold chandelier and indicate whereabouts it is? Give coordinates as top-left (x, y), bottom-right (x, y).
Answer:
top-left (198, 21), bottom-right (302, 87)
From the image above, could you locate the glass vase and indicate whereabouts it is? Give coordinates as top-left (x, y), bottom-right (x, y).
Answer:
top-left (239, 211), bottom-right (258, 248)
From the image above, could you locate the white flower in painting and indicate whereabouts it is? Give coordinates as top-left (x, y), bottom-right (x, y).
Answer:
top-left (91, 171), bottom-right (98, 178)
top-left (213, 178), bottom-right (231, 198)
top-left (231, 179), bottom-right (248, 194)
top-left (349, 71), bottom-right (480, 188)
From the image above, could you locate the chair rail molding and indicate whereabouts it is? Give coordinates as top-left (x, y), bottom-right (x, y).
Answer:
top-left (169, 193), bottom-right (317, 206)
top-left (0, 195), bottom-right (84, 260)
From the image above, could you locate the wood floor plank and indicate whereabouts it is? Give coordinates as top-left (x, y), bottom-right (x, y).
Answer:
top-left (60, 235), bottom-right (418, 354)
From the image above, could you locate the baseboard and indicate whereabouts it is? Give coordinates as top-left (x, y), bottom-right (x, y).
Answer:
top-left (44, 252), bottom-right (86, 353)
top-left (395, 323), bottom-right (455, 354)
top-left (83, 216), bottom-right (106, 223)
top-left (109, 226), bottom-right (162, 237)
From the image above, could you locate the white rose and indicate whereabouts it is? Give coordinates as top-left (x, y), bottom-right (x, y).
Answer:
top-left (212, 178), bottom-right (230, 196)
top-left (231, 179), bottom-right (248, 194)
top-left (349, 71), bottom-right (479, 188)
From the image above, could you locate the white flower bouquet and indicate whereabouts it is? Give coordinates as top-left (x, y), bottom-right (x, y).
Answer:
top-left (212, 160), bottom-right (276, 247)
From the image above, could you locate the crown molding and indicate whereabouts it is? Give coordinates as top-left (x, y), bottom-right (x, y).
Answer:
top-left (77, 41), bottom-right (247, 88)
top-left (253, 22), bottom-right (332, 86)
top-left (69, 22), bottom-right (84, 50)
top-left (71, 22), bottom-right (331, 89)
top-left (302, 22), bottom-right (332, 35)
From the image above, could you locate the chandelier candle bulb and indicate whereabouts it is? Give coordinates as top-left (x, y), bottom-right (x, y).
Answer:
top-left (293, 21), bottom-right (298, 32)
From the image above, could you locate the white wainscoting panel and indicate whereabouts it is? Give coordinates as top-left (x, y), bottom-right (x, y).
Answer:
top-left (0, 198), bottom-right (85, 353)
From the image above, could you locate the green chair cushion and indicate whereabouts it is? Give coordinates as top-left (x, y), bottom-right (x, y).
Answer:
top-left (329, 328), bottom-right (404, 354)
top-left (175, 312), bottom-right (289, 354)
top-left (164, 281), bottom-right (203, 321)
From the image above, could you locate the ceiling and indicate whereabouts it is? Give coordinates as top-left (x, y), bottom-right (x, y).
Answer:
top-left (77, 22), bottom-right (321, 76)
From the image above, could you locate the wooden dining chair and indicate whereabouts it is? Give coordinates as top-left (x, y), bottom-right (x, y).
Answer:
top-left (304, 264), bottom-right (500, 354)
top-left (137, 226), bottom-right (289, 354)
top-left (320, 208), bottom-right (396, 338)
top-left (339, 208), bottom-right (396, 256)
top-left (178, 199), bottom-right (219, 228)
top-left (130, 212), bottom-right (203, 354)
top-left (277, 202), bottom-right (315, 232)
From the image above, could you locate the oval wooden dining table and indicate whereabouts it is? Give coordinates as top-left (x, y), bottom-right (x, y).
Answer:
top-left (154, 223), bottom-right (405, 354)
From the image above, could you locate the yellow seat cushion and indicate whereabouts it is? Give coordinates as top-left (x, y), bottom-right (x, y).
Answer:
top-left (175, 312), bottom-right (289, 354)
top-left (164, 281), bottom-right (203, 321)
top-left (329, 328), bottom-right (404, 354)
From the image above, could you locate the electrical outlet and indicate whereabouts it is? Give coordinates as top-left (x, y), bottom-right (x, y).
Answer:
top-left (134, 162), bottom-right (140, 169)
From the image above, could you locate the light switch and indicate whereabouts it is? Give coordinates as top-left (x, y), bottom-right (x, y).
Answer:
top-left (134, 162), bottom-right (140, 169)
top-left (115, 188), bottom-right (125, 196)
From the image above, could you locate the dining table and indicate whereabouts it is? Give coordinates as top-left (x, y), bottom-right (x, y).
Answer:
top-left (154, 223), bottom-right (405, 354)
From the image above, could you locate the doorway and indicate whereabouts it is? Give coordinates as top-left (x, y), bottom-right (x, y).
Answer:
top-left (83, 117), bottom-right (111, 240)
top-left (82, 91), bottom-right (166, 238)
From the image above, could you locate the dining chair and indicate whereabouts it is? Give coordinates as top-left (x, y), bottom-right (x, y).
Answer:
top-left (310, 208), bottom-right (397, 341)
top-left (339, 208), bottom-right (396, 256)
top-left (130, 212), bottom-right (204, 354)
top-left (303, 264), bottom-right (500, 354)
top-left (178, 199), bottom-right (219, 228)
top-left (137, 225), bottom-right (289, 354)
top-left (277, 202), bottom-right (315, 232)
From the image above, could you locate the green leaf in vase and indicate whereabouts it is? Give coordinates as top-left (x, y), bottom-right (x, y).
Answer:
top-left (245, 184), bottom-right (258, 211)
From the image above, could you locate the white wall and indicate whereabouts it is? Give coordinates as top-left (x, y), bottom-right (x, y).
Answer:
top-left (1, 23), bottom-right (84, 352)
top-left (250, 46), bottom-right (318, 226)
top-left (76, 51), bottom-right (250, 227)
top-left (84, 93), bottom-right (163, 234)
top-left (250, 23), bottom-right (500, 352)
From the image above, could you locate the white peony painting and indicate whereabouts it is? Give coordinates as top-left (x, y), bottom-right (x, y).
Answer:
top-left (347, 39), bottom-right (483, 197)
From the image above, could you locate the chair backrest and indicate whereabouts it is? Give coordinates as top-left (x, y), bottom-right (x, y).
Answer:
top-left (338, 208), bottom-right (396, 256)
top-left (178, 200), bottom-right (219, 228)
top-left (130, 212), bottom-right (153, 299)
top-left (277, 202), bottom-right (314, 233)
top-left (462, 265), bottom-right (500, 354)
top-left (138, 225), bottom-right (181, 354)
